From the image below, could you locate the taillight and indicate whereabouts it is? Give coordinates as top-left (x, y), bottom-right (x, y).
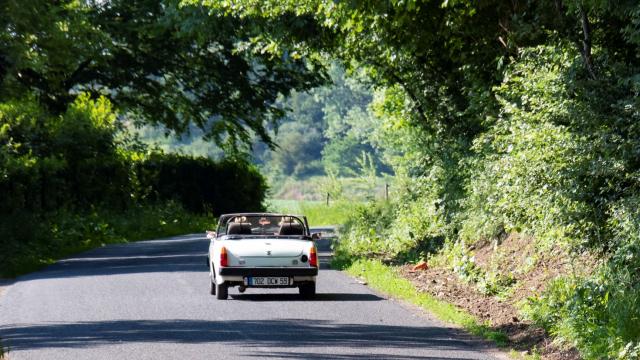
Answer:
top-left (220, 246), bottom-right (228, 267)
top-left (309, 246), bottom-right (318, 268)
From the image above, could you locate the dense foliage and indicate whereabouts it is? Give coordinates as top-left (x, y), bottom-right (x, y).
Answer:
top-left (203, 0), bottom-right (640, 357)
top-left (0, 95), bottom-right (266, 215)
top-left (1, 94), bottom-right (129, 214)
top-left (137, 153), bottom-right (266, 214)
top-left (1, 0), bottom-right (324, 146)
top-left (0, 94), bottom-right (266, 276)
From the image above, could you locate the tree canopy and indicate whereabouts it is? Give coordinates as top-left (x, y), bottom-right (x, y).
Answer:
top-left (199, 0), bottom-right (640, 140)
top-left (0, 0), bottom-right (326, 146)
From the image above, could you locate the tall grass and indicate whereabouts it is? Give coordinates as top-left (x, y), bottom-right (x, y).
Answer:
top-left (267, 199), bottom-right (358, 226)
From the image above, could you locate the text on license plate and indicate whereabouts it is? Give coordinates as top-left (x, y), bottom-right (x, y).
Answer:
top-left (246, 277), bottom-right (290, 286)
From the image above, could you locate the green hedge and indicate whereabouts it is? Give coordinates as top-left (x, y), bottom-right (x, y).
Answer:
top-left (0, 94), bottom-right (266, 276)
top-left (0, 95), bottom-right (132, 213)
top-left (136, 154), bottom-right (266, 214)
top-left (0, 94), bottom-right (266, 217)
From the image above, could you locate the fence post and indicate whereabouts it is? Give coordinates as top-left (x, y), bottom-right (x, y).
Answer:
top-left (326, 192), bottom-right (330, 207)
top-left (385, 183), bottom-right (389, 201)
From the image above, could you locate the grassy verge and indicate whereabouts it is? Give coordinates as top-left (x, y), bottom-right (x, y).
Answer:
top-left (0, 201), bottom-right (214, 278)
top-left (338, 258), bottom-right (510, 346)
top-left (267, 199), bottom-right (358, 226)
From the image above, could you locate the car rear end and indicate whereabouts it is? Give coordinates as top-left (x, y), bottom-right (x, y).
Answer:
top-left (215, 238), bottom-right (318, 290)
top-left (209, 213), bottom-right (319, 299)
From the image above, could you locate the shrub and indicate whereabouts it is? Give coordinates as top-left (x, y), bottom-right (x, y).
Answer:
top-left (523, 197), bottom-right (640, 359)
top-left (135, 153), bottom-right (266, 214)
top-left (332, 200), bottom-right (397, 267)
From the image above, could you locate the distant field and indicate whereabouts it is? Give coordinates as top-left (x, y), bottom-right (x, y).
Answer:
top-left (265, 199), bottom-right (318, 214)
top-left (269, 175), bottom-right (393, 202)
top-left (267, 199), bottom-right (358, 226)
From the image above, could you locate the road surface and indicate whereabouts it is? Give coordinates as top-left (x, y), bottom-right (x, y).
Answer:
top-left (0, 234), bottom-right (499, 360)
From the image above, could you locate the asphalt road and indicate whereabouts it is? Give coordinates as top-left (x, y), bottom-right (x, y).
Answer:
top-left (0, 234), bottom-right (499, 360)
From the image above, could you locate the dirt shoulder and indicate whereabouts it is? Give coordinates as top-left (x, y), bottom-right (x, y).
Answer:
top-left (398, 234), bottom-right (590, 360)
top-left (400, 265), bottom-right (578, 359)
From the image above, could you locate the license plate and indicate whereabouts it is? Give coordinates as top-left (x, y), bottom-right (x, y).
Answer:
top-left (245, 277), bottom-right (290, 286)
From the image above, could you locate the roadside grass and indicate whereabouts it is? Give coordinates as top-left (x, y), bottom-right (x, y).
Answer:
top-left (0, 202), bottom-right (214, 278)
top-left (300, 201), bottom-right (358, 226)
top-left (338, 258), bottom-right (510, 346)
top-left (267, 199), bottom-right (358, 226)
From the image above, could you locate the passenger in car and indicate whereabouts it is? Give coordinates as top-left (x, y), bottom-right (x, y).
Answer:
top-left (279, 223), bottom-right (304, 236)
top-left (227, 222), bottom-right (252, 235)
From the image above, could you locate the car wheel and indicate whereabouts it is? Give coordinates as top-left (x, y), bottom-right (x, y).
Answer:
top-left (210, 278), bottom-right (216, 295)
top-left (299, 282), bottom-right (316, 298)
top-left (216, 282), bottom-right (228, 300)
top-left (209, 263), bottom-right (216, 295)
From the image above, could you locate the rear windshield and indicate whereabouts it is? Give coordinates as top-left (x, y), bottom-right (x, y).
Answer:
top-left (219, 215), bottom-right (307, 237)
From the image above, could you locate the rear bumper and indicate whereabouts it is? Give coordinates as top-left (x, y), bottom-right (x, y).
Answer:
top-left (219, 266), bottom-right (318, 277)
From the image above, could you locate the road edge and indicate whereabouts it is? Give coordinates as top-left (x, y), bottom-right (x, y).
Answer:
top-left (0, 278), bottom-right (12, 359)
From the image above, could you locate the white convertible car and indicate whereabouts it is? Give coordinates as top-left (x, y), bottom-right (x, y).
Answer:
top-left (207, 213), bottom-right (320, 300)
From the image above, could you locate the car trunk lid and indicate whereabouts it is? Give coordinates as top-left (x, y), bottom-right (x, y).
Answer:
top-left (224, 238), bottom-right (309, 267)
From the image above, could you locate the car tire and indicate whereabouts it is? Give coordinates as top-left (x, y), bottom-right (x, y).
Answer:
top-left (299, 282), bottom-right (316, 298)
top-left (210, 278), bottom-right (216, 295)
top-left (209, 262), bottom-right (216, 295)
top-left (216, 282), bottom-right (228, 300)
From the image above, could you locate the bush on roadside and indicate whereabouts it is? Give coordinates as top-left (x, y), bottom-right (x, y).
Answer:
top-left (333, 200), bottom-right (397, 264)
top-left (135, 154), bottom-right (266, 214)
top-left (523, 196), bottom-right (640, 359)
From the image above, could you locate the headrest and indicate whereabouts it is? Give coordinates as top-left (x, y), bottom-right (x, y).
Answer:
top-left (279, 222), bottom-right (304, 236)
top-left (227, 222), bottom-right (252, 235)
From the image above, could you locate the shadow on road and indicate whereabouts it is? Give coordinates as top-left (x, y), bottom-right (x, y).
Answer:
top-left (229, 292), bottom-right (383, 302)
top-left (0, 319), bottom-right (486, 359)
top-left (253, 351), bottom-right (466, 359)
top-left (21, 235), bottom-right (336, 280)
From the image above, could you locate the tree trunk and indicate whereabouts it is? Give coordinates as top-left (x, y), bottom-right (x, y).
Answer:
top-left (579, 5), bottom-right (597, 79)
